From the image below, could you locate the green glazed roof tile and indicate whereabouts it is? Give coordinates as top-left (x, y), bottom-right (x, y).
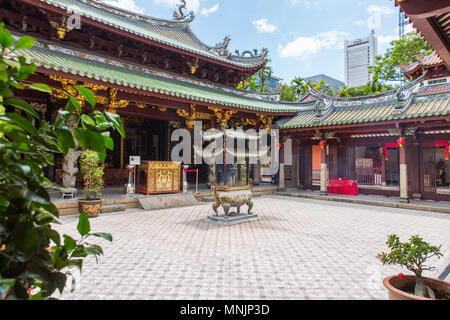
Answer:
top-left (39, 0), bottom-right (266, 69)
top-left (278, 97), bottom-right (450, 129)
top-left (14, 46), bottom-right (305, 114)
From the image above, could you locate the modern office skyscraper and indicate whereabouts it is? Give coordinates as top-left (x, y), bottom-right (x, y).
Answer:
top-left (344, 31), bottom-right (377, 88)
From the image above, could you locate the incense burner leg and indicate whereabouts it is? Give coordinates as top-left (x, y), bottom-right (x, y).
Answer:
top-left (212, 202), bottom-right (219, 216)
top-left (247, 200), bottom-right (253, 215)
top-left (223, 203), bottom-right (231, 216)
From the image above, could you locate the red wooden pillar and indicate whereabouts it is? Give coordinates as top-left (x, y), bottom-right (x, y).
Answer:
top-left (381, 148), bottom-right (386, 186)
top-left (279, 141), bottom-right (285, 190)
top-left (399, 137), bottom-right (409, 202)
top-left (320, 144), bottom-right (328, 195)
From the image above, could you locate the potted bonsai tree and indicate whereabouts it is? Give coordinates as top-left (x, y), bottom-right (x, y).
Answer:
top-left (377, 234), bottom-right (450, 300)
top-left (78, 149), bottom-right (105, 217)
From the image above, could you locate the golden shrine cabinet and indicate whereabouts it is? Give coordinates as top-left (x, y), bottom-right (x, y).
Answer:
top-left (137, 161), bottom-right (181, 195)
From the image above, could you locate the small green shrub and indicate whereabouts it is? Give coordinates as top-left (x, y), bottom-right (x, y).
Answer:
top-left (377, 234), bottom-right (443, 298)
top-left (80, 149), bottom-right (104, 200)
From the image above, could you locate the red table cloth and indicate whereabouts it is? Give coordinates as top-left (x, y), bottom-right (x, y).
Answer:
top-left (328, 179), bottom-right (359, 195)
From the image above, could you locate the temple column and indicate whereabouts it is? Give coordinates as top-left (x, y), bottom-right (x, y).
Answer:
top-left (381, 149), bottom-right (386, 186)
top-left (292, 138), bottom-right (299, 187)
top-left (279, 142), bottom-right (285, 191)
top-left (320, 145), bottom-right (328, 195)
top-left (399, 137), bottom-right (409, 203)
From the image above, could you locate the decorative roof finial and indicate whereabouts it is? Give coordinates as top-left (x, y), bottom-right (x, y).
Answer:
top-left (172, 0), bottom-right (194, 21)
top-left (212, 35), bottom-right (231, 57)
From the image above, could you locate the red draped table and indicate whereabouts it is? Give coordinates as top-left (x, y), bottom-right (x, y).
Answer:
top-left (328, 179), bottom-right (359, 195)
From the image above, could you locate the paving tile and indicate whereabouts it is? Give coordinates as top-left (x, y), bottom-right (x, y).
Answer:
top-left (55, 196), bottom-right (450, 300)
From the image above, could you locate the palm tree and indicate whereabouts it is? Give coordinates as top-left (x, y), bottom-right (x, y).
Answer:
top-left (291, 77), bottom-right (308, 98)
top-left (257, 63), bottom-right (273, 93)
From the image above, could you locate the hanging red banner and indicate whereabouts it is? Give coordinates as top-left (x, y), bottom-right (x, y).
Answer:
top-left (435, 141), bottom-right (449, 160)
top-left (384, 143), bottom-right (399, 161)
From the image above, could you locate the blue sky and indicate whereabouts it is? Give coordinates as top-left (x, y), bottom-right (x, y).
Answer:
top-left (104, 0), bottom-right (411, 84)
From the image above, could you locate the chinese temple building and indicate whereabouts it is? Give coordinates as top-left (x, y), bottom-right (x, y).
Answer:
top-left (2, 0), bottom-right (450, 202)
top-left (2, 0), bottom-right (304, 190)
top-left (277, 54), bottom-right (450, 201)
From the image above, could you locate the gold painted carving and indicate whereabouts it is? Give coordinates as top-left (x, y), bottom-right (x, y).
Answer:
top-left (30, 102), bottom-right (47, 121)
top-left (208, 107), bottom-right (236, 127)
top-left (256, 113), bottom-right (274, 132)
top-left (57, 27), bottom-right (67, 40)
top-left (176, 104), bottom-right (197, 129)
top-left (106, 88), bottom-right (129, 113)
top-left (49, 76), bottom-right (108, 108)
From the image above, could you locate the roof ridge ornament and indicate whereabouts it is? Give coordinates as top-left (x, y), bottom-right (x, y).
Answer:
top-left (172, 0), bottom-right (195, 21)
top-left (211, 35), bottom-right (231, 57)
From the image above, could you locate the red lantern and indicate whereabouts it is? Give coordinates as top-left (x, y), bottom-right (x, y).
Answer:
top-left (318, 141), bottom-right (326, 150)
top-left (379, 147), bottom-right (383, 155)
top-left (278, 143), bottom-right (282, 150)
top-left (397, 138), bottom-right (405, 148)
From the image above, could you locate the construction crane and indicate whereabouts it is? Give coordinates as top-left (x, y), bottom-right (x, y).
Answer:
top-left (399, 10), bottom-right (405, 39)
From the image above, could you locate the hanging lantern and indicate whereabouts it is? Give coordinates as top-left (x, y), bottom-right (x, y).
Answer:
top-left (318, 141), bottom-right (326, 150)
top-left (397, 138), bottom-right (405, 148)
top-left (435, 141), bottom-right (449, 160)
top-left (379, 147), bottom-right (384, 156)
top-left (278, 143), bottom-right (282, 150)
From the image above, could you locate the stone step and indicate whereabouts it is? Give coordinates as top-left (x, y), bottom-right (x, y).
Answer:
top-left (101, 203), bottom-right (126, 213)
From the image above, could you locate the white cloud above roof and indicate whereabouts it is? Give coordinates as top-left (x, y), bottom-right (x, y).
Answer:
top-left (278, 31), bottom-right (350, 58)
top-left (252, 18), bottom-right (279, 34)
top-left (367, 5), bottom-right (395, 15)
top-left (201, 3), bottom-right (219, 16)
top-left (104, 0), bottom-right (145, 14)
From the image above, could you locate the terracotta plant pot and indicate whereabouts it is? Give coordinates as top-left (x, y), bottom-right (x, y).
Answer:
top-left (383, 275), bottom-right (450, 300)
top-left (78, 199), bottom-right (103, 217)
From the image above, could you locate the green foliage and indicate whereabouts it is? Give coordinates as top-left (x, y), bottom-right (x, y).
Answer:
top-left (291, 77), bottom-right (308, 98)
top-left (377, 234), bottom-right (443, 277)
top-left (338, 81), bottom-right (394, 97)
top-left (80, 149), bottom-right (104, 200)
top-left (280, 84), bottom-right (297, 102)
top-left (236, 61), bottom-right (273, 93)
top-left (0, 24), bottom-right (123, 299)
top-left (369, 32), bottom-right (433, 83)
top-left (257, 62), bottom-right (273, 93)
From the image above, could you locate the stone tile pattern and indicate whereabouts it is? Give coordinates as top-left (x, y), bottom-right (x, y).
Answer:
top-left (53, 196), bottom-right (450, 300)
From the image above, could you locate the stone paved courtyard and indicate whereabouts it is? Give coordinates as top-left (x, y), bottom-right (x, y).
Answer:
top-left (53, 196), bottom-right (450, 300)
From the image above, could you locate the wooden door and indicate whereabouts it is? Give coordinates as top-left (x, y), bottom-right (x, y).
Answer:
top-left (422, 144), bottom-right (436, 193)
top-left (299, 145), bottom-right (312, 187)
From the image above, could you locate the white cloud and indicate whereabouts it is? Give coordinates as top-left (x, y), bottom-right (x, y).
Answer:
top-left (104, 0), bottom-right (145, 14)
top-left (278, 31), bottom-right (350, 58)
top-left (378, 34), bottom-right (397, 44)
top-left (290, 0), bottom-right (313, 8)
top-left (252, 18), bottom-right (279, 34)
top-left (201, 3), bottom-right (219, 16)
top-left (353, 20), bottom-right (366, 26)
top-left (153, 0), bottom-right (200, 14)
top-left (367, 5), bottom-right (395, 15)
top-left (405, 23), bottom-right (416, 34)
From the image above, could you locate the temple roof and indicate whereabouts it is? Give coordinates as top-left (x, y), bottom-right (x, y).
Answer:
top-left (395, 0), bottom-right (450, 67)
top-left (278, 96), bottom-right (450, 129)
top-left (401, 52), bottom-right (444, 75)
top-left (38, 0), bottom-right (267, 69)
top-left (277, 75), bottom-right (450, 130)
top-left (11, 45), bottom-right (307, 114)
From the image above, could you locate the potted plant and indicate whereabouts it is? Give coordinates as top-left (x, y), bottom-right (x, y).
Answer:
top-left (377, 234), bottom-right (450, 300)
top-left (78, 149), bottom-right (105, 217)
